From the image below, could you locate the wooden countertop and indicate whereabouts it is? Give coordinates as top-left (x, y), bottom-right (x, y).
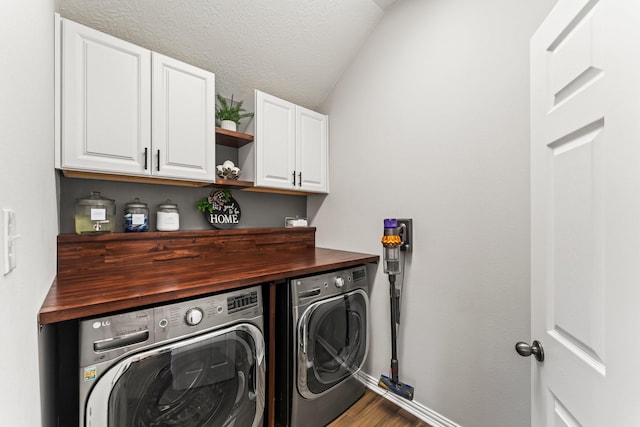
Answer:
top-left (39, 228), bottom-right (378, 324)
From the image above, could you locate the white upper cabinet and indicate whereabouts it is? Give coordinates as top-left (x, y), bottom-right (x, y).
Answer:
top-left (254, 91), bottom-right (297, 190)
top-left (60, 18), bottom-right (151, 175)
top-left (253, 90), bottom-right (328, 193)
top-left (152, 53), bottom-right (215, 181)
top-left (296, 106), bottom-right (328, 193)
top-left (57, 16), bottom-right (216, 182)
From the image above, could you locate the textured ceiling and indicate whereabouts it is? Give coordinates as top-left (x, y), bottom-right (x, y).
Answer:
top-left (56, 0), bottom-right (397, 109)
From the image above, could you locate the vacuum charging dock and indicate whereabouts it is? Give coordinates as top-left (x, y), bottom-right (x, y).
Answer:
top-left (397, 218), bottom-right (412, 252)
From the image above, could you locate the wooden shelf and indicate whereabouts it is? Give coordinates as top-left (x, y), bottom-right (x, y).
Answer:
top-left (215, 127), bottom-right (254, 148)
top-left (62, 169), bottom-right (211, 187)
top-left (214, 128), bottom-right (255, 189)
top-left (213, 178), bottom-right (254, 189)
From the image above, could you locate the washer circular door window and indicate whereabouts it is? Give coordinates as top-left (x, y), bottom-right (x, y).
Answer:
top-left (85, 323), bottom-right (265, 427)
top-left (297, 289), bottom-right (368, 399)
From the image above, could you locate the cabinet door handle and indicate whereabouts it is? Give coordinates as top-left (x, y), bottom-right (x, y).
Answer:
top-left (292, 170), bottom-right (296, 186)
top-left (298, 172), bottom-right (302, 187)
top-left (144, 147), bottom-right (148, 170)
top-left (157, 150), bottom-right (160, 172)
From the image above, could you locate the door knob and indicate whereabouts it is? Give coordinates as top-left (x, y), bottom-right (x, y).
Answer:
top-left (515, 340), bottom-right (544, 362)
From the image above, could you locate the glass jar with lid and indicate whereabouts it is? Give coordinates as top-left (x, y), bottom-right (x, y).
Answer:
top-left (157, 200), bottom-right (180, 231)
top-left (124, 198), bottom-right (149, 232)
top-left (74, 191), bottom-right (116, 234)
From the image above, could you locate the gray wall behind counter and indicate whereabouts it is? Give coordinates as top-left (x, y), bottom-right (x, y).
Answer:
top-left (58, 174), bottom-right (307, 234)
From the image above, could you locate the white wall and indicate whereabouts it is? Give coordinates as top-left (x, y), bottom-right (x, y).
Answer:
top-left (0, 0), bottom-right (57, 426)
top-left (309, 0), bottom-right (555, 426)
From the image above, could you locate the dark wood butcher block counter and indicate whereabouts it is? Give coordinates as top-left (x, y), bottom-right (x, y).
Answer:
top-left (39, 227), bottom-right (378, 324)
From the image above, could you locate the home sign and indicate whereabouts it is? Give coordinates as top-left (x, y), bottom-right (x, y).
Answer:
top-left (205, 190), bottom-right (241, 229)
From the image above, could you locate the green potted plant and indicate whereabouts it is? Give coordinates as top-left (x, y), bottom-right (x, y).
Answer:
top-left (196, 189), bottom-right (232, 214)
top-left (215, 94), bottom-right (254, 132)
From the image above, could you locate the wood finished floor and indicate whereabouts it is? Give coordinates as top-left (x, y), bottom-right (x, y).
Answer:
top-left (327, 389), bottom-right (432, 427)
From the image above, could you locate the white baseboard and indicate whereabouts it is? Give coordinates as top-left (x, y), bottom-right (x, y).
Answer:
top-left (356, 372), bottom-right (462, 427)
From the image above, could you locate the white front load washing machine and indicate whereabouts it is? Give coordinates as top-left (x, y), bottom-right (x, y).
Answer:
top-left (78, 286), bottom-right (265, 427)
top-left (275, 265), bottom-right (370, 427)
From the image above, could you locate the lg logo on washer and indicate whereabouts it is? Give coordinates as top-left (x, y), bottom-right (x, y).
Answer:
top-left (92, 320), bottom-right (111, 329)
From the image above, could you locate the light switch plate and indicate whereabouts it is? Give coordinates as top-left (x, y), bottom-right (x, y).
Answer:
top-left (3, 209), bottom-right (17, 275)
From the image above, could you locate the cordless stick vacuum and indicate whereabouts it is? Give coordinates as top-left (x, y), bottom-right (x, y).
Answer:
top-left (378, 218), bottom-right (415, 400)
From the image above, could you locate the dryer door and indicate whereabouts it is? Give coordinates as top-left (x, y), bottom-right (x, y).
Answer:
top-left (297, 289), bottom-right (369, 399)
top-left (85, 323), bottom-right (265, 427)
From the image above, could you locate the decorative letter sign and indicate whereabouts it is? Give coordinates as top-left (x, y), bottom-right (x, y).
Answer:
top-left (205, 190), bottom-right (241, 229)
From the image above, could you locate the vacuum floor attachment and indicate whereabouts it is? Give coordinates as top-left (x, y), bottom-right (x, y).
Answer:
top-left (378, 374), bottom-right (415, 401)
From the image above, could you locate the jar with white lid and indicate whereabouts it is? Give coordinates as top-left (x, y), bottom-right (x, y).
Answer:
top-left (157, 200), bottom-right (179, 231)
top-left (124, 198), bottom-right (149, 232)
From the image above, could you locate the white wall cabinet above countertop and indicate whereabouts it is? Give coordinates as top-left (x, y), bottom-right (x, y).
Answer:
top-left (240, 90), bottom-right (329, 194)
top-left (55, 15), bottom-right (216, 183)
top-left (53, 16), bottom-right (327, 195)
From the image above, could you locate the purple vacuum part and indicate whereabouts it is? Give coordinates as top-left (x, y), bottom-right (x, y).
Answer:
top-left (384, 218), bottom-right (398, 229)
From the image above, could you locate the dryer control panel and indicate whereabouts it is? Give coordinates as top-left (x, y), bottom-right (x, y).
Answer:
top-left (291, 265), bottom-right (368, 307)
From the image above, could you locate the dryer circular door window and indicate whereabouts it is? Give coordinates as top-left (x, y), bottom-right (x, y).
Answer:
top-left (297, 289), bottom-right (368, 399)
top-left (85, 323), bottom-right (265, 426)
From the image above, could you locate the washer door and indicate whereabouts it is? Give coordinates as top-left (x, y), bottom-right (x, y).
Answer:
top-left (297, 289), bottom-right (369, 399)
top-left (85, 323), bottom-right (265, 427)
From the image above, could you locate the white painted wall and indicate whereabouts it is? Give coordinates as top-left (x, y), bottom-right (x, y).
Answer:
top-left (0, 0), bottom-right (57, 425)
top-left (309, 0), bottom-right (555, 426)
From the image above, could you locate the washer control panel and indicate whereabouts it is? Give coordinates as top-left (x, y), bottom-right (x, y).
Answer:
top-left (184, 307), bottom-right (204, 326)
top-left (79, 309), bottom-right (153, 366)
top-left (155, 287), bottom-right (262, 342)
top-left (80, 286), bottom-right (263, 364)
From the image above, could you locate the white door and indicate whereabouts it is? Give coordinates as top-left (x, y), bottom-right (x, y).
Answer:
top-left (530, 1), bottom-right (640, 425)
top-left (255, 90), bottom-right (297, 190)
top-left (296, 106), bottom-right (328, 193)
top-left (152, 52), bottom-right (216, 182)
top-left (61, 18), bottom-right (151, 175)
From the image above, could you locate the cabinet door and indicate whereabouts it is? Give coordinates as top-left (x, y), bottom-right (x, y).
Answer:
top-left (296, 107), bottom-right (328, 193)
top-left (255, 91), bottom-right (297, 190)
top-left (61, 19), bottom-right (151, 175)
top-left (152, 53), bottom-right (216, 182)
